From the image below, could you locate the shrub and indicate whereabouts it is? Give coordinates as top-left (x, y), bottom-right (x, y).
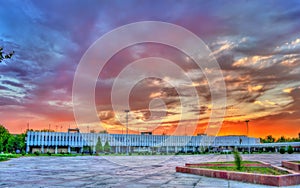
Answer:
top-left (47, 151), bottom-right (51, 156)
top-left (233, 150), bottom-right (243, 170)
top-left (0, 157), bottom-right (8, 161)
top-left (34, 151), bottom-right (40, 156)
top-left (21, 151), bottom-right (26, 156)
top-left (287, 146), bottom-right (293, 154)
top-left (279, 147), bottom-right (286, 154)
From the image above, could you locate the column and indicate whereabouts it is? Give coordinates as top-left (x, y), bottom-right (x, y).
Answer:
top-left (26, 132), bottom-right (30, 153)
top-left (93, 145), bottom-right (96, 154)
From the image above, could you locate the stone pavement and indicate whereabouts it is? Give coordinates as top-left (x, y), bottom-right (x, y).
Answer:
top-left (0, 154), bottom-right (299, 187)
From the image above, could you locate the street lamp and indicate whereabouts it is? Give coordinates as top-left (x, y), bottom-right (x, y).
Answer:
top-left (125, 110), bottom-right (130, 155)
top-left (245, 120), bottom-right (250, 154)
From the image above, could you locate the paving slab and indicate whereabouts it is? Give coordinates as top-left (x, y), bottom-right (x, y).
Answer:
top-left (0, 154), bottom-right (299, 187)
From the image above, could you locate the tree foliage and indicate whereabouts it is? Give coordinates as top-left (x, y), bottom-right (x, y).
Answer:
top-left (95, 137), bottom-right (103, 153)
top-left (233, 149), bottom-right (243, 170)
top-left (260, 134), bottom-right (300, 143)
top-left (279, 147), bottom-right (286, 154)
top-left (99, 130), bottom-right (108, 134)
top-left (0, 125), bottom-right (11, 152)
top-left (287, 145), bottom-right (293, 154)
top-left (103, 140), bottom-right (110, 152)
top-left (0, 125), bottom-right (26, 153)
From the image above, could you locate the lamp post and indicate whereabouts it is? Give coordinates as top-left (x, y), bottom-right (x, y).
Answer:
top-left (125, 110), bottom-right (130, 155)
top-left (245, 120), bottom-right (250, 154)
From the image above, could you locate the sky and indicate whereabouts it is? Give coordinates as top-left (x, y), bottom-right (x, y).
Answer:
top-left (0, 0), bottom-right (299, 138)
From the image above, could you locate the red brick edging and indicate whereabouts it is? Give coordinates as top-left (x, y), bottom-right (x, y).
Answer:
top-left (282, 161), bottom-right (300, 172)
top-left (176, 163), bottom-right (300, 186)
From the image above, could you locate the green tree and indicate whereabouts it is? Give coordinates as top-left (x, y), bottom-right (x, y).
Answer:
top-left (261, 135), bottom-right (275, 143)
top-left (95, 137), bottom-right (103, 153)
top-left (287, 145), bottom-right (293, 154)
top-left (103, 140), bottom-right (111, 152)
top-left (99, 130), bottom-right (108, 134)
top-left (14, 133), bottom-right (26, 152)
top-left (0, 125), bottom-right (11, 152)
top-left (279, 147), bottom-right (286, 154)
top-left (277, 136), bottom-right (286, 142)
top-left (6, 136), bottom-right (16, 153)
top-left (0, 47), bottom-right (14, 63)
top-left (233, 149), bottom-right (243, 170)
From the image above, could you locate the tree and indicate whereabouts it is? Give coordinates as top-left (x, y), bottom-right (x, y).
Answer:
top-left (6, 136), bottom-right (15, 153)
top-left (14, 133), bottom-right (26, 152)
top-left (99, 130), bottom-right (108, 134)
top-left (261, 135), bottom-right (275, 143)
top-left (0, 47), bottom-right (14, 63)
top-left (0, 125), bottom-right (11, 152)
top-left (279, 147), bottom-right (286, 154)
top-left (287, 145), bottom-right (293, 154)
top-left (233, 149), bottom-right (243, 170)
top-left (95, 137), bottom-right (103, 153)
top-left (277, 136), bottom-right (286, 143)
top-left (90, 129), bottom-right (96, 133)
top-left (103, 140), bottom-right (111, 153)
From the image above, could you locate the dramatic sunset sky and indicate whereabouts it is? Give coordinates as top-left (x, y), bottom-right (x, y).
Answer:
top-left (0, 0), bottom-right (299, 138)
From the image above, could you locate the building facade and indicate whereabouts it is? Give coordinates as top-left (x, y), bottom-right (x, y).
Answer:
top-left (26, 131), bottom-right (260, 154)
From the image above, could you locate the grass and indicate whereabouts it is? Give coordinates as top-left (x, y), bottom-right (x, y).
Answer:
top-left (292, 161), bottom-right (300, 163)
top-left (0, 153), bottom-right (22, 162)
top-left (195, 166), bottom-right (289, 175)
top-left (204, 161), bottom-right (260, 164)
top-left (0, 157), bottom-right (9, 161)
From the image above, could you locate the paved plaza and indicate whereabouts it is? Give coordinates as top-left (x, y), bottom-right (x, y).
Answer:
top-left (0, 154), bottom-right (299, 187)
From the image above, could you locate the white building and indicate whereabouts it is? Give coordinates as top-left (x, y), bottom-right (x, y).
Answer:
top-left (26, 131), bottom-right (260, 154)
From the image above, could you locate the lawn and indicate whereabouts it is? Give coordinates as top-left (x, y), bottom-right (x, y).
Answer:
top-left (0, 153), bottom-right (21, 162)
top-left (204, 161), bottom-right (259, 164)
top-left (195, 166), bottom-right (289, 175)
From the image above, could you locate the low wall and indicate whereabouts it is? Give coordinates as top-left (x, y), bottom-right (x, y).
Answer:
top-left (186, 162), bottom-right (270, 168)
top-left (282, 161), bottom-right (300, 172)
top-left (176, 163), bottom-right (300, 186)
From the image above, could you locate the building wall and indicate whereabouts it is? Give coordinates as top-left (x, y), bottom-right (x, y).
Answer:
top-left (26, 131), bottom-right (262, 153)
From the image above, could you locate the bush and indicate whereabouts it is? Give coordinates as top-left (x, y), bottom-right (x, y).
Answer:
top-left (34, 151), bottom-right (40, 156)
top-left (279, 147), bottom-right (286, 154)
top-left (21, 151), bottom-right (26, 156)
top-left (47, 151), bottom-right (51, 156)
top-left (287, 146), bottom-right (293, 154)
top-left (0, 157), bottom-right (9, 161)
top-left (233, 150), bottom-right (242, 170)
